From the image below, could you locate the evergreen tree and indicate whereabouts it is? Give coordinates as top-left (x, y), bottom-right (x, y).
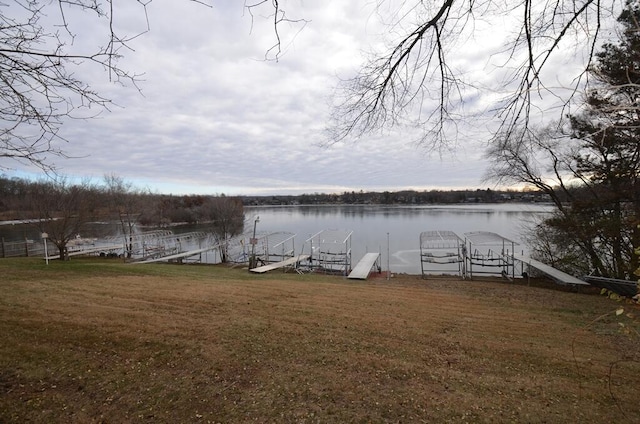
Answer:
top-left (486, 1), bottom-right (640, 279)
top-left (566, 0), bottom-right (640, 279)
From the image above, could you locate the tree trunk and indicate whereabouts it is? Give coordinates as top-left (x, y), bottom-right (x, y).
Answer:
top-left (58, 244), bottom-right (69, 261)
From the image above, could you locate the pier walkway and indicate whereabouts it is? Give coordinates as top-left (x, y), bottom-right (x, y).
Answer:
top-left (47, 244), bottom-right (122, 260)
top-left (250, 255), bottom-right (310, 273)
top-left (348, 252), bottom-right (380, 280)
top-left (136, 244), bottom-right (222, 264)
top-left (514, 254), bottom-right (588, 286)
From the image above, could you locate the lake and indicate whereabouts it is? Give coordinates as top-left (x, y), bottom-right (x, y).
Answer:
top-left (245, 203), bottom-right (553, 275)
top-left (1, 203), bottom-right (553, 275)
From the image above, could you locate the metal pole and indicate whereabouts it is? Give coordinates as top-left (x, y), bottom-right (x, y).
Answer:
top-left (386, 232), bottom-right (390, 280)
top-left (249, 216), bottom-right (259, 270)
top-left (42, 233), bottom-right (49, 265)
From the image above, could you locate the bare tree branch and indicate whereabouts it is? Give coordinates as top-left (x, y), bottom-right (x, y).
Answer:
top-left (244, 0), bottom-right (310, 61)
top-left (0, 0), bottom-right (304, 172)
top-left (0, 0), bottom-right (154, 172)
top-left (329, 0), bottom-right (622, 153)
top-left (329, 0), bottom-right (464, 153)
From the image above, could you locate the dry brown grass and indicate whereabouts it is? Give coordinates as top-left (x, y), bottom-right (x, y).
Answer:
top-left (1, 258), bottom-right (639, 423)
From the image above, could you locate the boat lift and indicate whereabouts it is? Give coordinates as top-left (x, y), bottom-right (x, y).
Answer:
top-left (134, 231), bottom-right (297, 266)
top-left (300, 229), bottom-right (353, 276)
top-left (464, 231), bottom-right (518, 280)
top-left (243, 231), bottom-right (297, 268)
top-left (419, 230), bottom-right (466, 279)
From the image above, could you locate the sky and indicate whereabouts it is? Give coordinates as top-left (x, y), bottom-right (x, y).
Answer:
top-left (2, 1), bottom-right (616, 196)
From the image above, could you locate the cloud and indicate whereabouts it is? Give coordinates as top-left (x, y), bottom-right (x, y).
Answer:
top-left (7, 1), bottom-right (570, 195)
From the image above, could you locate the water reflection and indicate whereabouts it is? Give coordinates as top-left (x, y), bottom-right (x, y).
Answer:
top-left (247, 204), bottom-right (552, 275)
top-left (1, 204), bottom-right (552, 275)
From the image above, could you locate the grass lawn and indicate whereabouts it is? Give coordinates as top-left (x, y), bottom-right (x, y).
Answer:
top-left (1, 257), bottom-right (639, 423)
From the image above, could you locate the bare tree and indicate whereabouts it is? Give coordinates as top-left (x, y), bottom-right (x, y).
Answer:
top-left (484, 125), bottom-right (575, 209)
top-left (329, 0), bottom-right (622, 152)
top-left (484, 1), bottom-right (640, 280)
top-left (29, 177), bottom-right (97, 260)
top-left (0, 0), bottom-right (299, 172)
top-left (243, 0), bottom-right (309, 61)
top-left (3, 0), bottom-right (621, 170)
top-left (103, 174), bottom-right (147, 259)
top-left (0, 1), bottom-right (154, 172)
top-left (483, 126), bottom-right (608, 274)
top-left (201, 196), bottom-right (245, 262)
top-left (485, 121), bottom-right (638, 279)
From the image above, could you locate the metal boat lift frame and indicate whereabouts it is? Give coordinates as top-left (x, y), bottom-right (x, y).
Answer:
top-left (300, 229), bottom-right (353, 276)
top-left (134, 231), bottom-right (296, 266)
top-left (419, 230), bottom-right (466, 278)
top-left (244, 231), bottom-right (297, 268)
top-left (464, 231), bottom-right (518, 280)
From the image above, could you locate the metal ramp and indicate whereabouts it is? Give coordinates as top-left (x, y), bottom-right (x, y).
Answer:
top-left (135, 243), bottom-right (224, 264)
top-left (250, 254), bottom-right (310, 274)
top-left (131, 231), bottom-right (295, 266)
top-left (46, 244), bottom-right (123, 259)
top-left (138, 231), bottom-right (207, 260)
top-left (347, 252), bottom-right (381, 280)
top-left (514, 254), bottom-right (589, 286)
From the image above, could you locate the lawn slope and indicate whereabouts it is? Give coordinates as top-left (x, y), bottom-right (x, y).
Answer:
top-left (1, 258), bottom-right (639, 423)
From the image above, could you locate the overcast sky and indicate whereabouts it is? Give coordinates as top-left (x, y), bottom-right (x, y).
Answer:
top-left (3, 1), bottom-right (610, 196)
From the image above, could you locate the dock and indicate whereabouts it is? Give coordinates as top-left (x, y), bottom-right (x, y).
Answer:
top-left (347, 252), bottom-right (380, 280)
top-left (250, 254), bottom-right (310, 273)
top-left (135, 244), bottom-right (222, 264)
top-left (514, 254), bottom-right (588, 285)
top-left (46, 244), bottom-right (122, 260)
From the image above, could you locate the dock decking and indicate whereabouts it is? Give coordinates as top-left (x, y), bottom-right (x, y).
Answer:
top-left (347, 252), bottom-right (380, 280)
top-left (135, 244), bottom-right (222, 264)
top-left (46, 244), bottom-right (122, 260)
top-left (514, 254), bottom-right (588, 285)
top-left (250, 254), bottom-right (310, 273)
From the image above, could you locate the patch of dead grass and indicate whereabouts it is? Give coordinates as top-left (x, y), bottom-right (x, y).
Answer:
top-left (1, 258), bottom-right (639, 422)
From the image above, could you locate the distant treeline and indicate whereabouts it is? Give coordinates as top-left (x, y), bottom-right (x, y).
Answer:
top-left (0, 175), bottom-right (243, 226)
top-left (0, 175), bottom-right (551, 223)
top-left (242, 188), bottom-right (552, 206)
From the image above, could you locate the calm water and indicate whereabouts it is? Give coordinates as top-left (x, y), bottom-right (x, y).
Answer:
top-left (246, 203), bottom-right (553, 275)
top-left (1, 203), bottom-right (553, 274)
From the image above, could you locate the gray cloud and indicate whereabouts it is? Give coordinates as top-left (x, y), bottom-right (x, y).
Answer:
top-left (8, 1), bottom-right (564, 195)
